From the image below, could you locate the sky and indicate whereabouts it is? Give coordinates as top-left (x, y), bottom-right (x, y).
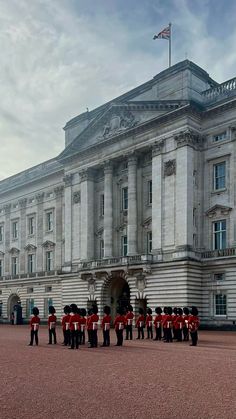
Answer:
top-left (0, 0), bottom-right (236, 179)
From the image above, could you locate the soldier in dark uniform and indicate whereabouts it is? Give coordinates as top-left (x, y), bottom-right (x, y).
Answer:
top-left (48, 305), bottom-right (57, 345)
top-left (101, 305), bottom-right (111, 347)
top-left (146, 307), bottom-right (153, 339)
top-left (125, 304), bottom-right (134, 340)
top-left (29, 307), bottom-right (40, 346)
top-left (136, 308), bottom-right (145, 339)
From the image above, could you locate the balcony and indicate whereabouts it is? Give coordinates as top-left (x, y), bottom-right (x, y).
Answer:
top-left (0, 270), bottom-right (59, 281)
top-left (78, 254), bottom-right (153, 270)
top-left (201, 248), bottom-right (236, 259)
top-left (201, 77), bottom-right (236, 104)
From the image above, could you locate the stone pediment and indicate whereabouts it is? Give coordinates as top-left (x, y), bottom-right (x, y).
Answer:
top-left (0, 251), bottom-right (5, 256)
top-left (42, 240), bottom-right (55, 249)
top-left (24, 244), bottom-right (37, 251)
top-left (142, 217), bottom-right (152, 227)
top-left (205, 205), bottom-right (232, 218)
top-left (9, 247), bottom-right (20, 254)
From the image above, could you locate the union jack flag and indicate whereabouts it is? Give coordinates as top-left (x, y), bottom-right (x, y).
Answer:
top-left (153, 25), bottom-right (170, 40)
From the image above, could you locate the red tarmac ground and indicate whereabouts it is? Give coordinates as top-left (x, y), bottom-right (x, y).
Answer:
top-left (1, 325), bottom-right (236, 419)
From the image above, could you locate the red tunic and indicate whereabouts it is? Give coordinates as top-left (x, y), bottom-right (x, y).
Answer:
top-left (162, 314), bottom-right (172, 329)
top-left (114, 315), bottom-right (126, 331)
top-left (87, 314), bottom-right (99, 330)
top-left (183, 314), bottom-right (190, 329)
top-left (62, 314), bottom-right (71, 331)
top-left (146, 314), bottom-right (153, 327)
top-left (136, 315), bottom-right (145, 328)
top-left (80, 317), bottom-right (87, 332)
top-left (30, 315), bottom-right (40, 331)
top-left (69, 314), bottom-right (81, 331)
top-left (174, 315), bottom-right (184, 330)
top-left (48, 314), bottom-right (57, 329)
top-left (162, 314), bottom-right (168, 327)
top-left (188, 315), bottom-right (200, 332)
top-left (125, 311), bottom-right (134, 326)
top-left (102, 315), bottom-right (111, 330)
top-left (154, 314), bottom-right (162, 328)
top-left (172, 314), bottom-right (177, 329)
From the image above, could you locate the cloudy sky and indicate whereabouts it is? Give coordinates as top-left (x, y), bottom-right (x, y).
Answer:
top-left (0, 0), bottom-right (236, 179)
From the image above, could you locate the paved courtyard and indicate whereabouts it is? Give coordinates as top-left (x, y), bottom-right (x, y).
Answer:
top-left (1, 325), bottom-right (236, 419)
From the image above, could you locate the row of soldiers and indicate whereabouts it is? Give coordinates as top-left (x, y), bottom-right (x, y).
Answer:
top-left (29, 304), bottom-right (200, 348)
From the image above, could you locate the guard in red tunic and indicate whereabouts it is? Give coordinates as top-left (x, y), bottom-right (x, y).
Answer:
top-left (114, 307), bottom-right (126, 346)
top-left (101, 305), bottom-right (111, 347)
top-left (153, 307), bottom-right (162, 340)
top-left (163, 307), bottom-right (173, 343)
top-left (162, 307), bottom-right (168, 341)
top-left (146, 307), bottom-right (153, 339)
top-left (61, 305), bottom-right (71, 346)
top-left (172, 307), bottom-right (178, 340)
top-left (183, 307), bottom-right (190, 341)
top-left (48, 305), bottom-right (57, 345)
top-left (136, 308), bottom-right (145, 339)
top-left (88, 305), bottom-right (99, 348)
top-left (29, 307), bottom-right (40, 346)
top-left (125, 304), bottom-right (134, 340)
top-left (189, 306), bottom-right (200, 346)
top-left (79, 308), bottom-right (87, 345)
top-left (69, 304), bottom-right (80, 349)
top-left (174, 307), bottom-right (184, 342)
top-left (86, 308), bottom-right (92, 345)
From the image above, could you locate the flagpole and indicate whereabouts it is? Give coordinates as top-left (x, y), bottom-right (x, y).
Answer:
top-left (169, 22), bottom-right (172, 68)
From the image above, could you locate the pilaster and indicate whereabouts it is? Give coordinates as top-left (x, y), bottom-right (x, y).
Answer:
top-left (127, 153), bottom-right (138, 255)
top-left (104, 161), bottom-right (113, 258)
top-left (63, 174), bottom-right (73, 268)
top-left (80, 169), bottom-right (95, 260)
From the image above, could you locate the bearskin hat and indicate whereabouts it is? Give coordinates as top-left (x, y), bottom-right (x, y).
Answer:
top-left (177, 307), bottom-right (183, 316)
top-left (138, 307), bottom-right (144, 315)
top-left (92, 305), bottom-right (98, 314)
top-left (104, 305), bottom-right (111, 315)
top-left (117, 306), bottom-right (123, 315)
top-left (127, 304), bottom-right (133, 312)
top-left (32, 307), bottom-right (39, 316)
top-left (48, 305), bottom-right (55, 314)
top-left (163, 306), bottom-right (168, 314)
top-left (147, 307), bottom-right (152, 315)
top-left (173, 307), bottom-right (178, 315)
top-left (70, 303), bottom-right (77, 313)
top-left (155, 306), bottom-right (162, 314)
top-left (87, 308), bottom-right (93, 316)
top-left (191, 306), bottom-right (198, 316)
top-left (77, 307), bottom-right (81, 315)
top-left (167, 306), bottom-right (173, 315)
top-left (80, 308), bottom-right (87, 317)
top-left (64, 305), bottom-right (71, 315)
top-left (183, 307), bottom-right (190, 315)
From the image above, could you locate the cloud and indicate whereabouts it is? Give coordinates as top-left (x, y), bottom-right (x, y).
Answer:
top-left (0, 0), bottom-right (235, 179)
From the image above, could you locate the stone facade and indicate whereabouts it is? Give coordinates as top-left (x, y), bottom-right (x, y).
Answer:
top-left (0, 60), bottom-right (236, 327)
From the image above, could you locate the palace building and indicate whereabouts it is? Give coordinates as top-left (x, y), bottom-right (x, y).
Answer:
top-left (0, 59), bottom-right (236, 326)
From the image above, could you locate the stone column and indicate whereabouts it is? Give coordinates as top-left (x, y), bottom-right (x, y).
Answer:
top-left (175, 130), bottom-right (196, 249)
top-left (63, 174), bottom-right (73, 269)
top-left (80, 169), bottom-right (95, 260)
top-left (54, 185), bottom-right (64, 270)
top-left (36, 192), bottom-right (44, 272)
top-left (19, 198), bottom-right (27, 273)
top-left (3, 204), bottom-right (11, 274)
top-left (104, 162), bottom-right (113, 258)
top-left (127, 154), bottom-right (138, 255)
top-left (151, 140), bottom-right (164, 255)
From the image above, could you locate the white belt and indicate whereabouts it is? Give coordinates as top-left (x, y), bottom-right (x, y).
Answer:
top-left (167, 321), bottom-right (172, 329)
top-left (179, 322), bottom-right (183, 330)
top-left (32, 323), bottom-right (39, 331)
top-left (118, 322), bottom-right (124, 330)
top-left (139, 321), bottom-right (144, 328)
top-left (73, 322), bottom-right (79, 331)
top-left (185, 320), bottom-right (189, 328)
top-left (148, 321), bottom-right (152, 327)
top-left (65, 322), bottom-right (70, 331)
top-left (92, 322), bottom-right (98, 330)
top-left (80, 324), bottom-right (85, 332)
top-left (127, 319), bottom-right (133, 326)
top-left (50, 322), bottom-right (56, 330)
top-left (104, 323), bottom-right (110, 331)
top-left (156, 322), bottom-right (161, 328)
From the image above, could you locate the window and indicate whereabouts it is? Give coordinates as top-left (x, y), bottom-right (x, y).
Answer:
top-left (214, 273), bottom-right (225, 281)
top-left (27, 287), bottom-right (34, 294)
top-left (12, 257), bottom-right (18, 275)
top-left (46, 212), bottom-right (53, 231)
top-left (147, 231), bottom-right (152, 254)
top-left (12, 221), bottom-right (18, 239)
top-left (0, 225), bottom-right (3, 242)
top-left (100, 239), bottom-right (104, 259)
top-left (213, 220), bottom-right (226, 250)
top-left (45, 286), bottom-right (52, 293)
top-left (213, 132), bottom-right (227, 142)
top-left (215, 294), bottom-right (227, 315)
top-left (122, 187), bottom-right (128, 210)
top-left (28, 216), bottom-right (34, 235)
top-left (44, 297), bottom-right (53, 317)
top-left (46, 251), bottom-right (53, 271)
top-left (28, 254), bottom-right (35, 273)
top-left (148, 180), bottom-right (152, 205)
top-left (0, 260), bottom-right (3, 276)
top-left (213, 162), bottom-right (225, 190)
top-left (122, 236), bottom-right (128, 256)
top-left (100, 194), bottom-right (104, 217)
top-left (26, 298), bottom-right (34, 317)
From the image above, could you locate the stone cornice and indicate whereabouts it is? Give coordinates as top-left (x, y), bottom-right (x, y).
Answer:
top-left (63, 174), bottom-right (73, 187)
top-left (205, 204), bottom-right (232, 218)
top-left (152, 139), bottom-right (165, 157)
top-left (79, 168), bottom-right (95, 182)
top-left (54, 185), bottom-right (64, 197)
top-left (175, 129), bottom-right (204, 149)
top-left (18, 198), bottom-right (27, 209)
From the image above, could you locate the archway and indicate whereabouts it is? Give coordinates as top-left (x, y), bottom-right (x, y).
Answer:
top-left (8, 294), bottom-right (21, 320)
top-left (102, 276), bottom-right (130, 319)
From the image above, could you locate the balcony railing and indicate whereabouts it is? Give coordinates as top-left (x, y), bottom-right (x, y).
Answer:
top-left (0, 270), bottom-right (59, 281)
top-left (78, 254), bottom-right (153, 270)
top-left (201, 248), bottom-right (236, 259)
top-left (201, 77), bottom-right (236, 103)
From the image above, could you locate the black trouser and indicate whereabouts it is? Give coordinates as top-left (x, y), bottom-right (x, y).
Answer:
top-left (176, 329), bottom-right (182, 342)
top-left (90, 330), bottom-right (98, 347)
top-left (103, 330), bottom-right (110, 346)
top-left (49, 328), bottom-right (57, 344)
top-left (190, 331), bottom-right (198, 346)
top-left (173, 328), bottom-right (178, 340)
top-left (183, 327), bottom-right (189, 341)
top-left (79, 330), bottom-right (85, 345)
top-left (63, 329), bottom-right (71, 346)
top-left (30, 330), bottom-right (38, 345)
top-left (154, 327), bottom-right (162, 340)
top-left (147, 326), bottom-right (153, 339)
top-left (88, 330), bottom-right (92, 343)
top-left (126, 325), bottom-right (133, 340)
top-left (163, 327), bottom-right (167, 340)
top-left (116, 329), bottom-right (123, 346)
top-left (137, 327), bottom-right (144, 339)
top-left (71, 330), bottom-right (79, 349)
top-left (166, 328), bottom-right (173, 342)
